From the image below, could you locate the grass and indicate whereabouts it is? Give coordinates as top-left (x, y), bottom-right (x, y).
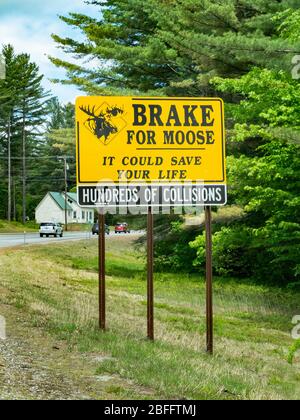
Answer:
top-left (64, 223), bottom-right (97, 232)
top-left (0, 235), bottom-right (300, 400)
top-left (0, 219), bottom-right (38, 233)
top-left (0, 220), bottom-right (101, 233)
top-left (184, 205), bottom-right (245, 227)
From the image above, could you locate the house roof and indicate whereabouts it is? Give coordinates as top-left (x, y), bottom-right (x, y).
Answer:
top-left (49, 192), bottom-right (74, 211)
top-left (67, 192), bottom-right (77, 202)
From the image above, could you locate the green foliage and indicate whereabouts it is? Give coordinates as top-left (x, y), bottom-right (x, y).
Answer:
top-left (154, 219), bottom-right (198, 273)
top-left (205, 68), bottom-right (300, 285)
top-left (191, 223), bottom-right (300, 284)
top-left (0, 45), bottom-right (49, 221)
top-left (0, 45), bottom-right (76, 221)
top-left (275, 8), bottom-right (300, 42)
top-left (190, 227), bottom-right (254, 278)
top-left (35, 124), bottom-right (76, 196)
top-left (288, 339), bottom-right (300, 365)
top-left (50, 0), bottom-right (300, 95)
top-left (214, 68), bottom-right (300, 129)
top-left (46, 97), bottom-right (75, 131)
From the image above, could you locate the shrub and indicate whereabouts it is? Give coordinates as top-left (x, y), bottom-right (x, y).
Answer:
top-left (190, 223), bottom-right (300, 285)
top-left (154, 222), bottom-right (199, 273)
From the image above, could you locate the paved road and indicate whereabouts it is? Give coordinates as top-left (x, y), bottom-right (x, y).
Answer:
top-left (0, 231), bottom-right (140, 249)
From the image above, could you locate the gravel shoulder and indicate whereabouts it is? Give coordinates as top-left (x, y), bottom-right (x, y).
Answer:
top-left (0, 302), bottom-right (151, 400)
top-left (0, 303), bottom-right (101, 399)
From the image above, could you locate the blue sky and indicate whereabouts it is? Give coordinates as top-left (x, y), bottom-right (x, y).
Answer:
top-left (0, 0), bottom-right (99, 103)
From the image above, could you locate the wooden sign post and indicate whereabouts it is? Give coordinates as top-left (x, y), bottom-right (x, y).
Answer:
top-left (98, 211), bottom-right (106, 330)
top-left (147, 207), bottom-right (154, 341)
top-left (205, 206), bottom-right (213, 354)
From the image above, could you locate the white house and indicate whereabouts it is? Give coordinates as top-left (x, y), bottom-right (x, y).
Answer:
top-left (35, 192), bottom-right (95, 225)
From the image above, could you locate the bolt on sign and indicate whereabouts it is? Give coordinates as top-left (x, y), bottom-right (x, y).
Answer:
top-left (76, 97), bottom-right (226, 208)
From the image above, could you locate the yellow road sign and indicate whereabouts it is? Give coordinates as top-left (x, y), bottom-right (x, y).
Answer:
top-left (76, 96), bottom-right (226, 185)
top-left (76, 96), bottom-right (226, 207)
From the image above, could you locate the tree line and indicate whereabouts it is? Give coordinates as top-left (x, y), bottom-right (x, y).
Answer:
top-left (50, 0), bottom-right (300, 286)
top-left (0, 45), bottom-right (76, 222)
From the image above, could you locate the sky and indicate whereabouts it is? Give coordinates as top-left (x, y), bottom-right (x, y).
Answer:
top-left (0, 0), bottom-right (99, 103)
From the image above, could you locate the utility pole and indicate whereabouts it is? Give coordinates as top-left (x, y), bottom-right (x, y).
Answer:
top-left (22, 110), bottom-right (26, 225)
top-left (63, 157), bottom-right (68, 231)
top-left (13, 178), bottom-right (16, 221)
top-left (7, 117), bottom-right (11, 222)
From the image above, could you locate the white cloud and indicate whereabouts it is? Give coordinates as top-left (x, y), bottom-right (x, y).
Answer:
top-left (0, 0), bottom-right (100, 103)
top-left (0, 15), bottom-right (80, 102)
top-left (0, 0), bottom-right (96, 17)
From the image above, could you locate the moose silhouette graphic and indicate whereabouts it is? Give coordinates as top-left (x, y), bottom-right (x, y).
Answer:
top-left (80, 104), bottom-right (125, 144)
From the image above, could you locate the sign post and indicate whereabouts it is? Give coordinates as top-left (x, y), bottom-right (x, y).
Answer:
top-left (205, 206), bottom-right (213, 354)
top-left (98, 211), bottom-right (106, 330)
top-left (76, 96), bottom-right (226, 351)
top-left (147, 207), bottom-right (154, 340)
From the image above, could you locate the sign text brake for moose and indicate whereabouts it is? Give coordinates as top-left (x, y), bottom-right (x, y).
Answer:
top-left (76, 96), bottom-right (226, 206)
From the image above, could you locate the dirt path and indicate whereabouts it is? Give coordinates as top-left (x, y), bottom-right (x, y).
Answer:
top-left (0, 303), bottom-right (150, 400)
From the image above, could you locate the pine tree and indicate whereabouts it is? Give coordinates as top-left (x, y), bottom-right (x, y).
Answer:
top-left (29, 100), bottom-right (76, 211)
top-left (0, 45), bottom-right (20, 220)
top-left (14, 53), bottom-right (49, 223)
top-left (47, 97), bottom-right (65, 130)
top-left (0, 45), bottom-right (49, 222)
top-left (50, 0), bottom-right (300, 95)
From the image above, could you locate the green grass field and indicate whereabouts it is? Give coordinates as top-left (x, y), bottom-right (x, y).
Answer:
top-left (0, 220), bottom-right (38, 233)
top-left (0, 236), bottom-right (299, 399)
top-left (0, 220), bottom-right (97, 233)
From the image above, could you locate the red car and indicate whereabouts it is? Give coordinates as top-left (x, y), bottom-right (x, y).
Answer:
top-left (115, 223), bottom-right (130, 234)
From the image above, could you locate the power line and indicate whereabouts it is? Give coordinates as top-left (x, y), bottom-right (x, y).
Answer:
top-left (0, 156), bottom-right (75, 160)
top-left (1, 178), bottom-right (76, 186)
top-left (21, 179), bottom-right (76, 182)
top-left (0, 176), bottom-right (76, 180)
